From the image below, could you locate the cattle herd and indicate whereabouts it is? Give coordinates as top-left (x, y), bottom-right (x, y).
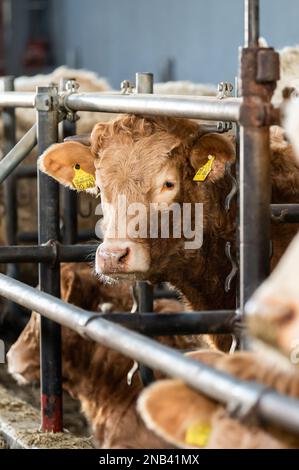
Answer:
top-left (1, 42), bottom-right (299, 449)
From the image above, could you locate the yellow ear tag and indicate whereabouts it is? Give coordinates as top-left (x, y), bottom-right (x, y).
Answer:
top-left (193, 155), bottom-right (215, 182)
top-left (185, 423), bottom-right (211, 448)
top-left (72, 164), bottom-right (95, 191)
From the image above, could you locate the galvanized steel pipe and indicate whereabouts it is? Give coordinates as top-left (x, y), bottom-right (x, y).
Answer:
top-left (0, 125), bottom-right (37, 184)
top-left (65, 93), bottom-right (241, 122)
top-left (0, 91), bottom-right (36, 108)
top-left (0, 274), bottom-right (299, 436)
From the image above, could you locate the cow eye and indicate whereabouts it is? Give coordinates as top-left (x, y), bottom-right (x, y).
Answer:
top-left (162, 181), bottom-right (175, 190)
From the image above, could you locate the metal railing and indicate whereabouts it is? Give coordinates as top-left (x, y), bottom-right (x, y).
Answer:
top-left (0, 273), bottom-right (299, 436)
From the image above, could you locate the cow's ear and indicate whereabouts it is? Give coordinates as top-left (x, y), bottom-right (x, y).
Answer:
top-left (137, 379), bottom-right (217, 449)
top-left (189, 133), bottom-right (235, 183)
top-left (60, 264), bottom-right (103, 310)
top-left (38, 141), bottom-right (97, 193)
top-left (137, 349), bottom-right (223, 448)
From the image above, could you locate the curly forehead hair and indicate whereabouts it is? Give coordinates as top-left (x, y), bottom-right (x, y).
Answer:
top-left (90, 114), bottom-right (201, 155)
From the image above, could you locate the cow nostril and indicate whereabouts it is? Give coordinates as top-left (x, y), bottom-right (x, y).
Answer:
top-left (118, 248), bottom-right (130, 264)
top-left (274, 308), bottom-right (296, 327)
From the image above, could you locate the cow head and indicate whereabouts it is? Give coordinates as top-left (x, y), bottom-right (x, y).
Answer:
top-left (6, 311), bottom-right (40, 385)
top-left (38, 115), bottom-right (235, 283)
top-left (246, 232), bottom-right (299, 368)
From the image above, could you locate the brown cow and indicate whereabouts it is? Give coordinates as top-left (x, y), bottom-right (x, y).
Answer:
top-left (7, 263), bottom-right (207, 449)
top-left (38, 115), bottom-right (299, 350)
top-left (137, 349), bottom-right (299, 449)
top-left (135, 103), bottom-right (299, 449)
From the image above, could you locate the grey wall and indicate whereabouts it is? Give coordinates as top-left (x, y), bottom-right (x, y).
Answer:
top-left (2, 0), bottom-right (29, 75)
top-left (50, 0), bottom-right (299, 89)
top-left (3, 0), bottom-right (54, 75)
top-left (53, 0), bottom-right (244, 87)
top-left (4, 0), bottom-right (299, 85)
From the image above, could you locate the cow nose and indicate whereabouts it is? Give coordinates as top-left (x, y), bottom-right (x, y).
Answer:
top-left (97, 245), bottom-right (130, 272)
top-left (108, 247), bottom-right (130, 263)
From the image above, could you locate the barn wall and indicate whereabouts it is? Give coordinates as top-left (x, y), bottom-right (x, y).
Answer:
top-left (2, 0), bottom-right (54, 75)
top-left (50, 0), bottom-right (299, 88)
top-left (2, 1), bottom-right (299, 85)
top-left (2, 0), bottom-right (29, 75)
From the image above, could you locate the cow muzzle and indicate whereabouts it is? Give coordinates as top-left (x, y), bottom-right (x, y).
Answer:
top-left (95, 241), bottom-right (150, 276)
top-left (246, 295), bottom-right (299, 367)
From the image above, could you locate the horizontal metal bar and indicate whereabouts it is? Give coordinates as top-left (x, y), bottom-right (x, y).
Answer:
top-left (58, 244), bottom-right (96, 262)
top-left (0, 90), bottom-right (241, 122)
top-left (0, 273), bottom-right (298, 436)
top-left (101, 311), bottom-right (237, 335)
top-left (0, 244), bottom-right (96, 263)
top-left (0, 245), bottom-right (58, 263)
top-left (152, 288), bottom-right (178, 299)
top-left (17, 229), bottom-right (96, 243)
top-left (0, 125), bottom-right (37, 184)
top-left (271, 204), bottom-right (299, 224)
top-left (13, 207), bottom-right (299, 246)
top-left (65, 93), bottom-right (241, 122)
top-left (0, 92), bottom-right (36, 108)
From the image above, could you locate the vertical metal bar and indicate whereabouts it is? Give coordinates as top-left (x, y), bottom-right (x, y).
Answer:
top-left (233, 78), bottom-right (242, 349)
top-left (239, 126), bottom-right (271, 306)
top-left (62, 159), bottom-right (77, 244)
top-left (136, 72), bottom-right (154, 94)
top-left (234, 78), bottom-right (240, 312)
top-left (135, 72), bottom-right (155, 385)
top-left (60, 79), bottom-right (78, 245)
top-left (244, 0), bottom-right (259, 48)
top-left (36, 85), bottom-right (63, 432)
top-left (137, 282), bottom-right (155, 384)
top-left (239, 2), bottom-right (276, 316)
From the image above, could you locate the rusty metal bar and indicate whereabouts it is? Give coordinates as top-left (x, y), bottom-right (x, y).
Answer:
top-left (37, 85), bottom-right (63, 433)
top-left (244, 0), bottom-right (259, 48)
top-left (239, 2), bottom-right (279, 310)
top-left (239, 126), bottom-right (271, 304)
